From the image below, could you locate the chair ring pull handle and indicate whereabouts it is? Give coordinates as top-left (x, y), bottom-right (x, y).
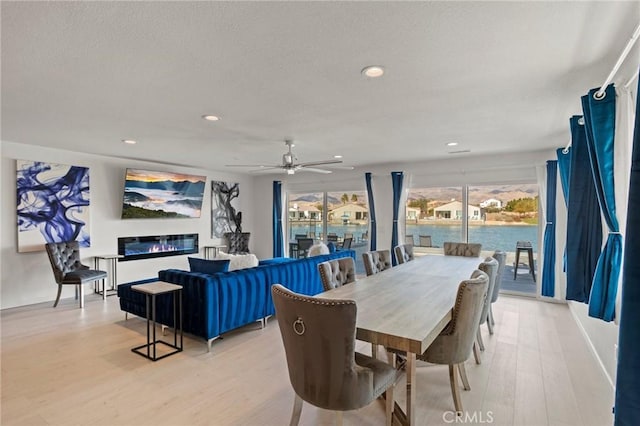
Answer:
top-left (293, 318), bottom-right (305, 335)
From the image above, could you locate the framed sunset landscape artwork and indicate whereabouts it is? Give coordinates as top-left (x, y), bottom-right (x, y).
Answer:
top-left (121, 169), bottom-right (206, 219)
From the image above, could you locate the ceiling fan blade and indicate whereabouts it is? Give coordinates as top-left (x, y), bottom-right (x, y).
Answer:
top-left (225, 164), bottom-right (279, 168)
top-left (248, 167), bottom-right (283, 173)
top-left (320, 165), bottom-right (355, 170)
top-left (297, 159), bottom-right (343, 167)
top-left (298, 167), bottom-right (333, 174)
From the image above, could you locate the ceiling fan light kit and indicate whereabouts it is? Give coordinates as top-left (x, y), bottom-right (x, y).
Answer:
top-left (225, 140), bottom-right (348, 175)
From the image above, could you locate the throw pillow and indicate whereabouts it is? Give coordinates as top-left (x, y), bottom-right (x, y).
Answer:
top-left (188, 257), bottom-right (230, 275)
top-left (327, 242), bottom-right (336, 253)
top-left (215, 252), bottom-right (259, 271)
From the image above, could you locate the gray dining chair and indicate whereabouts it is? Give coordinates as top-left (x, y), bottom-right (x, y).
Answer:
top-left (394, 244), bottom-right (414, 265)
top-left (387, 269), bottom-right (489, 415)
top-left (271, 284), bottom-right (398, 426)
top-left (474, 257), bottom-right (498, 364)
top-left (362, 250), bottom-right (392, 276)
top-left (419, 270), bottom-right (488, 414)
top-left (489, 250), bottom-right (507, 331)
top-left (45, 241), bottom-right (107, 308)
top-left (443, 242), bottom-right (482, 257)
top-left (318, 258), bottom-right (356, 291)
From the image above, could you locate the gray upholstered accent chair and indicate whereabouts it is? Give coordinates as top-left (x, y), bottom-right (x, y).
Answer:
top-left (473, 257), bottom-right (498, 364)
top-left (394, 244), bottom-right (414, 265)
top-left (223, 232), bottom-right (251, 254)
top-left (318, 258), bottom-right (356, 292)
top-left (443, 242), bottom-right (482, 257)
top-left (418, 270), bottom-right (489, 414)
top-left (271, 284), bottom-right (398, 426)
top-left (45, 241), bottom-right (107, 308)
top-left (362, 250), bottom-right (392, 276)
top-left (489, 250), bottom-right (507, 331)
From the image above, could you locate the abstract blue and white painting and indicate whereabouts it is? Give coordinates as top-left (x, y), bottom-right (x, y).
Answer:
top-left (16, 160), bottom-right (90, 252)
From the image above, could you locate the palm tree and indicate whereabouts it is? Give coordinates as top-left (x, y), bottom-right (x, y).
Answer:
top-left (351, 194), bottom-right (358, 203)
top-left (341, 193), bottom-right (349, 204)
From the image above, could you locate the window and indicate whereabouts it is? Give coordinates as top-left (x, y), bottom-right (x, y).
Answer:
top-left (468, 183), bottom-right (539, 296)
top-left (406, 183), bottom-right (539, 295)
top-left (405, 186), bottom-right (464, 248)
top-left (287, 190), bottom-right (369, 275)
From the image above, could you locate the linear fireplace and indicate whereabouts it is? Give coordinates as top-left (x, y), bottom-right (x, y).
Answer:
top-left (118, 233), bottom-right (199, 261)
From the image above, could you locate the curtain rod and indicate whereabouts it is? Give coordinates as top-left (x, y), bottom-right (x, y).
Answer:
top-left (594, 21), bottom-right (640, 99)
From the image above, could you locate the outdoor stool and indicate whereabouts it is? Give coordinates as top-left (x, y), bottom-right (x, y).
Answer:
top-left (514, 241), bottom-right (535, 282)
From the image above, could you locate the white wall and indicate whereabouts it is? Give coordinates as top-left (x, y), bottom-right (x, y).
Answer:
top-left (569, 301), bottom-right (618, 387)
top-left (1, 141), bottom-right (254, 309)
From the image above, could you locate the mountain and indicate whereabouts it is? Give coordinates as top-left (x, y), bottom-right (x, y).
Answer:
top-left (408, 184), bottom-right (538, 205)
top-left (124, 179), bottom-right (205, 196)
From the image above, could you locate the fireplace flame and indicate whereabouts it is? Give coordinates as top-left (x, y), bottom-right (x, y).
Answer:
top-left (149, 244), bottom-right (177, 253)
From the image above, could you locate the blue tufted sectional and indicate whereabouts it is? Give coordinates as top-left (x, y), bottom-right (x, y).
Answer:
top-left (117, 250), bottom-right (355, 351)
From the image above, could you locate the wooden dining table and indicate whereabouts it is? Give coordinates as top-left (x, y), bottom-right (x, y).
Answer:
top-left (318, 254), bottom-right (481, 425)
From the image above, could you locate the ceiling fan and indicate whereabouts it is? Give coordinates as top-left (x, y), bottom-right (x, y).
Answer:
top-left (225, 140), bottom-right (350, 175)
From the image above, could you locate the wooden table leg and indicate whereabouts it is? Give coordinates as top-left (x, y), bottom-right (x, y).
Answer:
top-left (406, 352), bottom-right (416, 424)
top-left (392, 351), bottom-right (416, 425)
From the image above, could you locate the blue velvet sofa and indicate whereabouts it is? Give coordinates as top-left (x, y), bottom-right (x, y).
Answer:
top-left (117, 250), bottom-right (355, 351)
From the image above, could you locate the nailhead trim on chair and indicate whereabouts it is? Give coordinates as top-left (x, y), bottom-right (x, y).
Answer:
top-left (272, 284), bottom-right (355, 306)
top-left (441, 270), bottom-right (488, 335)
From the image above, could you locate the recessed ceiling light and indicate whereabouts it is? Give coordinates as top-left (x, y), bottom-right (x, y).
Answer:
top-left (122, 139), bottom-right (137, 145)
top-left (446, 142), bottom-right (458, 147)
top-left (361, 65), bottom-right (385, 78)
top-left (334, 155), bottom-right (343, 159)
top-left (202, 115), bottom-right (220, 121)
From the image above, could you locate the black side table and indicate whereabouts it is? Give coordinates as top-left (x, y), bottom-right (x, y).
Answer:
top-left (514, 241), bottom-right (536, 282)
top-left (131, 281), bottom-right (183, 361)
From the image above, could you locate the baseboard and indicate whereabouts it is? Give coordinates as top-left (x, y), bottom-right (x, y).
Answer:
top-left (568, 302), bottom-right (616, 390)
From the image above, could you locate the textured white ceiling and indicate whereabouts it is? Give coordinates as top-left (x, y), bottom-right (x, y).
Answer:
top-left (2, 2), bottom-right (639, 172)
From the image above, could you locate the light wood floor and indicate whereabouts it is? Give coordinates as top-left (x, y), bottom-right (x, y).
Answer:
top-left (1, 293), bottom-right (613, 426)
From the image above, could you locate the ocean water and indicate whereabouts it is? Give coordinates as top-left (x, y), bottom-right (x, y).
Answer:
top-left (290, 223), bottom-right (538, 253)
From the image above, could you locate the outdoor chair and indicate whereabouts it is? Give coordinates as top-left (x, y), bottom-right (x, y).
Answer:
top-left (340, 237), bottom-right (353, 250)
top-left (271, 284), bottom-right (398, 426)
top-left (45, 241), bottom-right (107, 308)
top-left (419, 235), bottom-right (433, 247)
top-left (318, 257), bottom-right (356, 291)
top-left (296, 238), bottom-right (314, 258)
top-left (362, 250), bottom-right (392, 276)
top-left (405, 234), bottom-right (414, 245)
